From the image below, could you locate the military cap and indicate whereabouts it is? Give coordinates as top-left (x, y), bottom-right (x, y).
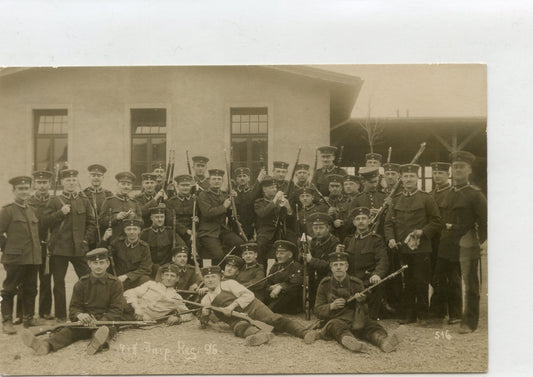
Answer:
top-left (240, 243), bottom-right (258, 254)
top-left (351, 207), bottom-right (371, 218)
top-left (174, 174), bottom-right (194, 184)
top-left (141, 173), bottom-right (158, 182)
top-left (158, 263), bottom-right (180, 275)
top-left (171, 245), bottom-right (189, 256)
top-left (9, 176), bottom-right (32, 187)
top-left (359, 167), bottom-right (380, 180)
top-left (308, 212), bottom-right (332, 225)
top-left (400, 164), bottom-right (421, 174)
top-left (382, 163), bottom-right (401, 173)
top-left (234, 167), bottom-right (251, 177)
top-left (273, 240), bottom-right (298, 255)
top-left (317, 146), bottom-right (338, 155)
top-left (328, 251), bottom-right (349, 262)
top-left (87, 164), bottom-right (107, 174)
top-left (192, 156), bottom-right (209, 164)
top-left (365, 153), bottom-right (383, 163)
top-left (149, 203), bottom-right (166, 215)
top-left (60, 169), bottom-right (79, 179)
top-left (327, 174), bottom-right (344, 184)
top-left (86, 248), bottom-right (109, 261)
top-left (32, 170), bottom-right (53, 181)
top-left (115, 171), bottom-right (136, 183)
top-left (295, 187), bottom-right (316, 197)
top-left (273, 161), bottom-right (289, 170)
top-left (260, 175), bottom-right (276, 187)
top-left (295, 163), bottom-right (310, 171)
top-left (122, 218), bottom-right (143, 228)
top-left (208, 169), bottom-right (225, 177)
top-left (343, 174), bottom-right (361, 183)
top-left (201, 265), bottom-right (222, 276)
top-left (430, 162), bottom-right (451, 172)
top-left (152, 162), bottom-right (166, 170)
top-left (224, 255), bottom-right (245, 269)
top-left (450, 151), bottom-right (476, 165)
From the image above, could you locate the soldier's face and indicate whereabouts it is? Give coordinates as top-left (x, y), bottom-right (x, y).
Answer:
top-left (223, 264), bottom-right (240, 278)
top-left (272, 168), bottom-right (287, 181)
top-left (401, 172), bottom-right (419, 190)
top-left (384, 171), bottom-right (399, 185)
top-left (177, 181), bottom-right (192, 195)
top-left (299, 193), bottom-right (314, 206)
top-left (34, 179), bottom-right (51, 193)
top-left (151, 213), bottom-right (165, 227)
top-left (353, 214), bottom-right (370, 231)
top-left (13, 184), bottom-right (31, 201)
top-left (142, 179), bottom-right (156, 193)
top-left (432, 170), bottom-right (449, 185)
top-left (88, 259), bottom-right (110, 277)
top-left (117, 181), bottom-right (132, 194)
top-left (452, 162), bottom-right (471, 182)
top-left (161, 271), bottom-right (178, 288)
top-left (124, 225), bottom-right (141, 241)
top-left (320, 153), bottom-right (335, 167)
top-left (343, 181), bottom-right (359, 194)
top-left (328, 183), bottom-right (342, 196)
top-left (153, 168), bottom-right (165, 178)
top-left (203, 273), bottom-right (221, 290)
top-left (330, 261), bottom-right (348, 278)
top-left (366, 159), bottom-right (381, 168)
top-left (263, 184), bottom-right (277, 198)
top-left (312, 224), bottom-right (330, 239)
top-left (210, 175), bottom-right (223, 188)
top-left (62, 177), bottom-right (78, 192)
top-left (275, 250), bottom-right (292, 264)
top-left (89, 172), bottom-right (104, 187)
top-left (295, 170), bottom-right (309, 183)
top-left (242, 250), bottom-right (257, 264)
top-left (172, 253), bottom-right (188, 266)
top-left (193, 163), bottom-right (207, 176)
top-left (235, 174), bottom-right (249, 186)
top-left (364, 177), bottom-right (379, 191)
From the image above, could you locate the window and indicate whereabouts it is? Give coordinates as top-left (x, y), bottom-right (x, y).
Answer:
top-left (34, 109), bottom-right (69, 171)
top-left (131, 108), bottom-right (167, 185)
top-left (231, 108), bottom-right (268, 179)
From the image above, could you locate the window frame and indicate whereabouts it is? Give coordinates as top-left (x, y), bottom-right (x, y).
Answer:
top-left (33, 109), bottom-right (69, 172)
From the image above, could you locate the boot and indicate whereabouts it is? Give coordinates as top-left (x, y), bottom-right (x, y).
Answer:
top-left (303, 329), bottom-right (322, 344)
top-left (20, 329), bottom-right (50, 355)
top-left (340, 335), bottom-right (369, 353)
top-left (23, 316), bottom-right (45, 328)
top-left (372, 326), bottom-right (406, 353)
top-left (87, 326), bottom-right (110, 355)
top-left (245, 331), bottom-right (275, 346)
top-left (2, 321), bottom-right (17, 335)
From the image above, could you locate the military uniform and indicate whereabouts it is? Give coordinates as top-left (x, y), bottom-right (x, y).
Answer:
top-left (312, 166), bottom-right (347, 197)
top-left (254, 196), bottom-right (282, 262)
top-left (174, 264), bottom-right (202, 291)
top-left (234, 181), bottom-right (262, 240)
top-left (166, 193), bottom-right (195, 244)
top-left (237, 262), bottom-right (267, 301)
top-left (307, 232), bottom-right (340, 307)
top-left (100, 194), bottom-right (142, 241)
top-left (134, 192), bottom-right (159, 228)
top-left (295, 201), bottom-right (329, 237)
top-left (140, 225), bottom-right (186, 278)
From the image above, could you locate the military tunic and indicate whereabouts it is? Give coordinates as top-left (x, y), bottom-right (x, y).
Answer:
top-left (237, 262), bottom-right (267, 301)
top-left (194, 175), bottom-right (210, 192)
top-left (234, 183), bottom-right (262, 240)
top-left (254, 197), bottom-right (284, 262)
top-left (307, 234), bottom-right (340, 306)
top-left (83, 186), bottom-right (113, 214)
top-left (140, 226), bottom-right (186, 277)
top-left (133, 192), bottom-right (159, 228)
top-left (311, 166), bottom-right (347, 197)
top-left (104, 238), bottom-right (152, 290)
top-left (99, 194), bottom-right (142, 241)
top-left (295, 202), bottom-right (329, 237)
top-left (263, 260), bottom-right (303, 314)
top-left (166, 194), bottom-right (195, 242)
top-left (174, 264), bottom-right (202, 291)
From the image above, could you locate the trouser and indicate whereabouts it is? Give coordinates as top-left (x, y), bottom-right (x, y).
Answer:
top-left (39, 245), bottom-right (53, 317)
top-left (366, 286), bottom-right (385, 320)
top-left (264, 286), bottom-right (302, 314)
top-left (430, 257), bottom-right (462, 319)
top-left (1, 264), bottom-right (39, 322)
top-left (256, 234), bottom-right (274, 268)
top-left (199, 231), bottom-right (244, 264)
top-left (122, 275), bottom-right (150, 291)
top-left (460, 253), bottom-right (480, 331)
top-left (51, 256), bottom-right (90, 319)
top-left (385, 248), bottom-right (404, 314)
top-left (322, 317), bottom-right (387, 347)
top-left (401, 252), bottom-right (431, 321)
top-left (46, 326), bottom-right (116, 352)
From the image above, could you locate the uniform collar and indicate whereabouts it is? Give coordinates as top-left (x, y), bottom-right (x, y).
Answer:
top-left (90, 274), bottom-right (108, 284)
top-left (125, 239), bottom-right (140, 248)
top-left (177, 194), bottom-right (192, 201)
top-left (33, 192), bottom-right (50, 201)
top-left (195, 175), bottom-right (208, 183)
top-left (303, 203), bottom-right (315, 211)
top-left (143, 192), bottom-right (155, 200)
top-left (332, 275), bottom-right (348, 287)
top-left (324, 165), bottom-right (337, 173)
top-left (14, 199), bottom-right (27, 208)
top-left (435, 182), bottom-right (452, 192)
top-left (87, 186), bottom-right (103, 193)
top-left (236, 185), bottom-right (251, 193)
top-left (313, 233), bottom-right (333, 247)
top-left (244, 262), bottom-right (259, 269)
top-left (62, 191), bottom-right (79, 200)
top-left (402, 188), bottom-right (418, 197)
top-left (453, 183), bottom-right (470, 192)
top-left (208, 187), bottom-right (221, 195)
top-left (354, 229), bottom-right (372, 239)
top-left (151, 225), bottom-right (166, 233)
top-left (115, 193), bottom-right (130, 201)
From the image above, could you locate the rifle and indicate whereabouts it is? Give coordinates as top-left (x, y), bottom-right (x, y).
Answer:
top-left (346, 265), bottom-right (408, 303)
top-left (310, 183), bottom-right (332, 208)
top-left (190, 195), bottom-right (202, 277)
top-left (337, 146), bottom-right (344, 166)
top-left (107, 207), bottom-right (117, 276)
top-left (296, 204), bottom-right (311, 320)
top-left (259, 152), bottom-right (267, 175)
top-left (43, 164), bottom-right (61, 275)
top-left (223, 148), bottom-right (248, 242)
top-left (171, 209), bottom-right (177, 248)
top-left (273, 148), bottom-right (301, 238)
top-left (186, 150), bottom-right (192, 175)
top-left (244, 263), bottom-right (293, 289)
top-left (176, 289), bottom-right (200, 295)
top-left (387, 146), bottom-right (392, 164)
top-left (369, 142), bottom-right (427, 233)
top-left (159, 150), bottom-right (175, 202)
top-left (216, 246), bottom-right (237, 267)
top-left (312, 149), bottom-right (318, 180)
top-left (31, 320), bottom-right (157, 336)
top-left (181, 299), bottom-right (274, 333)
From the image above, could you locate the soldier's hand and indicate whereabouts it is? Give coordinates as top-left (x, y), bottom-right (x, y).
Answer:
top-left (117, 211), bottom-right (129, 220)
top-left (201, 308), bottom-right (211, 317)
top-left (223, 198), bottom-right (232, 208)
top-left (154, 189), bottom-right (165, 200)
top-left (103, 228), bottom-right (113, 241)
top-left (327, 207), bottom-right (338, 216)
top-left (300, 234), bottom-right (312, 243)
top-left (118, 274), bottom-right (128, 282)
top-left (413, 229), bottom-right (423, 237)
top-left (333, 219), bottom-right (344, 228)
top-left (370, 208), bottom-right (379, 217)
top-left (134, 313), bottom-right (144, 321)
top-left (197, 287), bottom-right (209, 296)
top-left (61, 204), bottom-right (71, 215)
top-left (384, 197), bottom-right (393, 206)
top-left (388, 239), bottom-right (399, 249)
top-left (257, 168), bottom-right (266, 182)
top-left (304, 252), bottom-right (312, 263)
top-left (191, 216), bottom-right (199, 223)
top-left (480, 240), bottom-right (488, 256)
top-left (369, 274), bottom-right (381, 285)
top-left (330, 298), bottom-right (346, 310)
top-left (219, 306), bottom-right (234, 317)
top-left (446, 223), bottom-right (453, 231)
top-left (189, 283), bottom-right (199, 291)
top-left (166, 315), bottom-right (182, 326)
top-left (270, 285), bottom-right (282, 298)
top-left (230, 190), bottom-right (238, 198)
top-left (353, 293), bottom-right (366, 302)
top-left (335, 244), bottom-right (346, 253)
top-left (77, 313), bottom-right (95, 327)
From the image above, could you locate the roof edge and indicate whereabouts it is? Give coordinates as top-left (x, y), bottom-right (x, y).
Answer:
top-left (262, 65), bottom-right (363, 87)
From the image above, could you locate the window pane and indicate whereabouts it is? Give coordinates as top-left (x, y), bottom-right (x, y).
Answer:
top-left (232, 124), bottom-right (241, 134)
top-left (132, 163), bottom-right (147, 185)
top-left (231, 138), bottom-right (247, 163)
top-left (131, 108), bottom-right (166, 135)
top-left (232, 115), bottom-right (240, 122)
top-left (241, 122), bottom-right (250, 133)
top-left (132, 138), bottom-right (148, 162)
top-left (152, 138), bottom-right (166, 162)
top-left (259, 114), bottom-right (267, 122)
top-left (35, 138), bottom-right (52, 171)
top-left (241, 115), bottom-right (250, 122)
top-left (54, 138), bottom-right (68, 165)
top-left (250, 114), bottom-right (259, 122)
top-left (259, 122), bottom-right (268, 133)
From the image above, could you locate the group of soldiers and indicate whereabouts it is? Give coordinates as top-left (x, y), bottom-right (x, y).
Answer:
top-left (0, 144), bottom-right (487, 355)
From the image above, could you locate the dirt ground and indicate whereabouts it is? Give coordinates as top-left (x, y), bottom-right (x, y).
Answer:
top-left (0, 256), bottom-right (488, 375)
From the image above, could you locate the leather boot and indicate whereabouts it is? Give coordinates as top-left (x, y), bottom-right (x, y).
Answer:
top-left (21, 328), bottom-right (50, 355)
top-left (87, 326), bottom-right (110, 355)
top-left (2, 320), bottom-right (17, 335)
top-left (340, 334), bottom-right (369, 353)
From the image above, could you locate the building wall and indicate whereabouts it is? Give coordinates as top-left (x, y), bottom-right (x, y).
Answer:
top-left (0, 66), bottom-right (330, 199)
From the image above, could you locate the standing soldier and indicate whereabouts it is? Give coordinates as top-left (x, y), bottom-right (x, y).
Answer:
top-left (289, 163), bottom-right (311, 205)
top-left (272, 161), bottom-right (291, 194)
top-left (100, 172), bottom-right (142, 243)
top-left (384, 164), bottom-right (442, 325)
top-left (166, 175), bottom-right (196, 249)
top-left (312, 146), bottom-right (347, 197)
top-left (134, 173), bottom-right (166, 227)
top-left (335, 175), bottom-right (362, 241)
top-left (382, 163), bottom-right (401, 194)
top-left (152, 162), bottom-right (166, 191)
top-left (191, 156), bottom-right (210, 192)
top-left (197, 169), bottom-right (244, 264)
top-left (326, 174), bottom-right (348, 241)
top-left (364, 153), bottom-right (386, 193)
top-left (436, 152), bottom-right (486, 334)
top-left (350, 167), bottom-right (387, 225)
top-left (28, 170), bottom-right (54, 320)
top-left (233, 167), bottom-right (264, 241)
top-left (0, 176), bottom-right (41, 333)
top-left (343, 175), bottom-right (362, 199)
top-left (44, 169), bottom-right (97, 323)
top-left (295, 188), bottom-right (328, 237)
top-left (83, 164), bottom-right (113, 250)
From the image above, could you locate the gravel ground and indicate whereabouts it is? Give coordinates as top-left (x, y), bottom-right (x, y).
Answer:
top-left (0, 256), bottom-right (488, 375)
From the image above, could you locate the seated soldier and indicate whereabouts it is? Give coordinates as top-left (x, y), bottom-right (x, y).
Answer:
top-left (221, 255), bottom-right (244, 281)
top-left (236, 243), bottom-right (267, 302)
top-left (123, 263), bottom-right (193, 325)
top-left (343, 207), bottom-right (389, 319)
top-left (263, 240), bottom-right (303, 314)
top-left (307, 251), bottom-right (404, 353)
top-left (100, 219), bottom-right (152, 290)
top-left (20, 248), bottom-right (123, 355)
top-left (140, 204), bottom-right (186, 278)
top-left (171, 246), bottom-right (202, 291)
top-left (198, 266), bottom-right (317, 346)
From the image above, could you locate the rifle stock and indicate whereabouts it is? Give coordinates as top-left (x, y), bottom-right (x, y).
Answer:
top-left (223, 148), bottom-right (248, 242)
top-left (296, 204), bottom-right (311, 320)
top-left (346, 265), bottom-right (408, 303)
top-left (31, 320), bottom-right (157, 336)
top-left (107, 207), bottom-right (117, 276)
top-left (191, 195), bottom-right (202, 277)
top-left (44, 164), bottom-right (61, 275)
top-left (273, 148), bottom-right (301, 238)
